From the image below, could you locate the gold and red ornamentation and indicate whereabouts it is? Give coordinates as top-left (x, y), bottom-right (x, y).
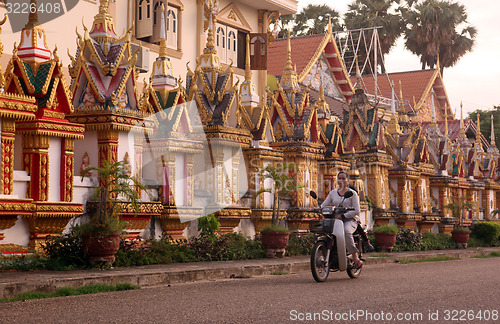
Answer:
top-left (60, 139), bottom-right (75, 202)
top-left (159, 206), bottom-right (203, 240)
top-left (1, 119), bottom-right (16, 195)
top-left (207, 206), bottom-right (251, 233)
top-left (26, 202), bottom-right (83, 250)
top-left (1, 140), bottom-right (14, 195)
top-left (98, 130), bottom-right (119, 167)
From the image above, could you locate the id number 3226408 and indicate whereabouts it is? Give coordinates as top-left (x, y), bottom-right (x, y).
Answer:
top-left (4, 1), bottom-right (62, 14)
top-left (443, 310), bottom-right (498, 321)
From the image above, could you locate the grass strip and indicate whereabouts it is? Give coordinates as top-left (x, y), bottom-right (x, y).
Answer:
top-left (472, 251), bottom-right (500, 259)
top-left (370, 253), bottom-right (391, 257)
top-left (271, 271), bottom-right (289, 275)
top-left (397, 256), bottom-right (460, 264)
top-left (0, 283), bottom-right (139, 303)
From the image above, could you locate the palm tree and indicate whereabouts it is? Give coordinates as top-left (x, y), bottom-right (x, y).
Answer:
top-left (402, 0), bottom-right (477, 75)
top-left (344, 0), bottom-right (404, 74)
top-left (293, 4), bottom-right (342, 36)
top-left (277, 4), bottom-right (342, 38)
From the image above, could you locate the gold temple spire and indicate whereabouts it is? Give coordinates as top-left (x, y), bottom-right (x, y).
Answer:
top-left (245, 34), bottom-right (251, 82)
top-left (399, 80), bottom-right (404, 110)
top-left (491, 114), bottom-right (496, 146)
top-left (355, 57), bottom-right (363, 90)
top-left (0, 14), bottom-right (6, 88)
top-left (387, 80), bottom-right (402, 135)
top-left (199, 0), bottom-right (221, 72)
top-left (25, 0), bottom-right (39, 29)
top-left (159, 4), bottom-right (168, 58)
top-left (476, 112), bottom-right (481, 143)
top-left (90, 0), bottom-right (117, 37)
top-left (459, 102), bottom-right (466, 139)
top-left (444, 104), bottom-right (449, 138)
top-left (390, 81), bottom-right (396, 114)
top-left (285, 30), bottom-right (293, 71)
top-left (279, 30), bottom-right (299, 90)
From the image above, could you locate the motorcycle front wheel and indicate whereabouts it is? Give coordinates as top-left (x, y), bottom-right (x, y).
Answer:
top-left (346, 255), bottom-right (362, 279)
top-left (311, 241), bottom-right (330, 282)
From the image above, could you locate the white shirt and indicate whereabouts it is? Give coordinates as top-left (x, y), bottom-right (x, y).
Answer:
top-left (320, 189), bottom-right (360, 222)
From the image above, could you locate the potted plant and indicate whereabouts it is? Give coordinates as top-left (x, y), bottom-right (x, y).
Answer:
top-left (255, 163), bottom-right (302, 257)
top-left (373, 225), bottom-right (398, 252)
top-left (79, 160), bottom-right (150, 266)
top-left (443, 196), bottom-right (473, 248)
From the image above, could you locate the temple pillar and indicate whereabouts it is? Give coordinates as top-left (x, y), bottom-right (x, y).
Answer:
top-left (60, 139), bottom-right (75, 202)
top-left (1, 119), bottom-right (15, 196)
top-left (134, 135), bottom-right (143, 196)
top-left (185, 154), bottom-right (194, 206)
top-left (97, 130), bottom-right (119, 167)
top-left (22, 134), bottom-right (50, 201)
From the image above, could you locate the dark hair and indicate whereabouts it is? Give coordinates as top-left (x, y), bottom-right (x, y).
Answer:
top-left (337, 170), bottom-right (349, 179)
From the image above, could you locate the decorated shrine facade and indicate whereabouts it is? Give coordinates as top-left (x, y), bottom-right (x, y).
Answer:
top-left (1, 0), bottom-right (500, 252)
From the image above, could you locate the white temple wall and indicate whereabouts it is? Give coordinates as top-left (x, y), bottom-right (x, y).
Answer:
top-left (389, 178), bottom-right (397, 206)
top-left (175, 152), bottom-right (185, 206)
top-left (119, 131), bottom-right (135, 167)
top-left (13, 135), bottom-right (23, 171)
top-left (234, 219), bottom-right (256, 239)
top-left (74, 132), bottom-right (98, 175)
top-left (430, 187), bottom-right (439, 210)
top-left (2, 216), bottom-right (30, 247)
top-left (48, 137), bottom-right (62, 202)
top-left (12, 170), bottom-right (30, 199)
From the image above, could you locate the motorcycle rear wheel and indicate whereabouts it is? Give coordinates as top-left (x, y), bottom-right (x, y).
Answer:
top-left (346, 255), bottom-right (362, 278)
top-left (311, 241), bottom-right (330, 282)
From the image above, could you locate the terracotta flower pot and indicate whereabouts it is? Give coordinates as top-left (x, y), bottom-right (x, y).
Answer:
top-left (374, 232), bottom-right (396, 252)
top-left (260, 231), bottom-right (290, 258)
top-left (82, 232), bottom-right (121, 266)
top-left (451, 231), bottom-right (470, 248)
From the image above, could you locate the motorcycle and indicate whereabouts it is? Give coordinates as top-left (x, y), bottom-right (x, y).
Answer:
top-left (309, 190), bottom-right (363, 282)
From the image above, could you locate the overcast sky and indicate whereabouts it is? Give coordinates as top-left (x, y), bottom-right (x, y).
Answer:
top-left (298, 0), bottom-right (500, 116)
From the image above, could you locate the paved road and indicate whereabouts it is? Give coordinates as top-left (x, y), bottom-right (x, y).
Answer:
top-left (1, 257), bottom-right (500, 324)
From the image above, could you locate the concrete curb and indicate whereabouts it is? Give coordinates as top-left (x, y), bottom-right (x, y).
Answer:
top-left (1, 247), bottom-right (499, 299)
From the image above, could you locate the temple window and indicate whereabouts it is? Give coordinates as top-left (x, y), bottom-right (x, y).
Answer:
top-left (215, 22), bottom-right (247, 69)
top-left (135, 0), bottom-right (181, 51)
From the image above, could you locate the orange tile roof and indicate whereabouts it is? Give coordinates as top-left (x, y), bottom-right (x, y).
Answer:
top-left (355, 70), bottom-right (436, 111)
top-left (267, 35), bottom-right (324, 77)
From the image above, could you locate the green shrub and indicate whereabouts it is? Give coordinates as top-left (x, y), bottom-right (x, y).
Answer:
top-left (114, 237), bottom-right (196, 267)
top-left (0, 255), bottom-right (46, 271)
top-left (197, 214), bottom-right (220, 239)
top-left (261, 224), bottom-right (289, 232)
top-left (393, 231), bottom-right (455, 252)
top-left (471, 221), bottom-right (500, 246)
top-left (419, 232), bottom-right (455, 250)
top-left (394, 229), bottom-right (421, 251)
top-left (373, 225), bottom-right (398, 234)
top-left (190, 232), bottom-right (266, 261)
top-left (285, 233), bottom-right (314, 256)
top-left (40, 227), bottom-right (88, 270)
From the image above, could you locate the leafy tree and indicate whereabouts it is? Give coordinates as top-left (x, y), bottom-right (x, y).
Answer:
top-left (402, 0), bottom-right (477, 75)
top-left (276, 4), bottom-right (342, 38)
top-left (443, 195), bottom-right (473, 228)
top-left (254, 163), bottom-right (303, 227)
top-left (344, 0), bottom-right (405, 74)
top-left (468, 106), bottom-right (500, 149)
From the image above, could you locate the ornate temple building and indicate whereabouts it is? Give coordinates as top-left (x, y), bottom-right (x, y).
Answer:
top-left (0, 0), bottom-right (499, 252)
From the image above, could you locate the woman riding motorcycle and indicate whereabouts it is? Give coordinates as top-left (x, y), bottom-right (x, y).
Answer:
top-left (321, 170), bottom-right (363, 269)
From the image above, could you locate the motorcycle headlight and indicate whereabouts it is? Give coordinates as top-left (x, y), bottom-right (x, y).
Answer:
top-left (322, 207), bottom-right (333, 215)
